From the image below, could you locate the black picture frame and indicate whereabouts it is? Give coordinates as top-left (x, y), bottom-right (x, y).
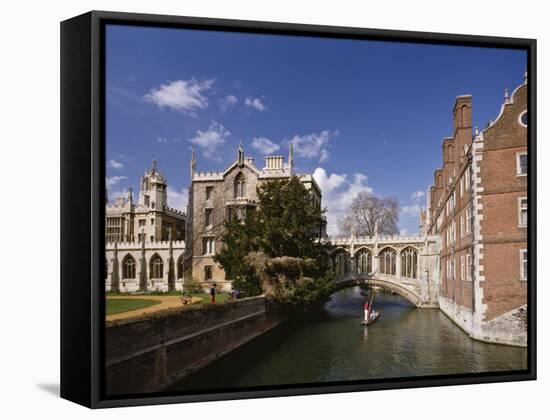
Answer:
top-left (60, 10), bottom-right (537, 409)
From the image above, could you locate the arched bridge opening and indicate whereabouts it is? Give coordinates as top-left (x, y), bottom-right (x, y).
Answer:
top-left (330, 276), bottom-right (424, 307)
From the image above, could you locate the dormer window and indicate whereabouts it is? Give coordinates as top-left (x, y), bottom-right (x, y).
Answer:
top-left (234, 173), bottom-right (246, 198)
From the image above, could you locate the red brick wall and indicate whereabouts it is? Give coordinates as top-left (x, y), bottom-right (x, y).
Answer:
top-left (478, 83), bottom-right (528, 321)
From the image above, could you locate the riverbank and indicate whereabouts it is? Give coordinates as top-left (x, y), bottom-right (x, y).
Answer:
top-left (105, 296), bottom-right (283, 395)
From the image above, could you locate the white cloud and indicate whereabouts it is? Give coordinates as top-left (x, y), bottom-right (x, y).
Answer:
top-left (107, 159), bottom-right (123, 170)
top-left (245, 97), bottom-right (267, 111)
top-left (400, 228), bottom-right (409, 236)
top-left (289, 130), bottom-right (334, 163)
top-left (106, 175), bottom-right (128, 188)
top-left (144, 78), bottom-right (214, 112)
top-left (220, 94), bottom-right (238, 110)
top-left (251, 137), bottom-right (280, 154)
top-left (188, 121), bottom-right (230, 161)
top-left (411, 190), bottom-right (425, 201)
top-left (167, 187), bottom-right (189, 211)
top-left (157, 137), bottom-right (169, 143)
top-left (313, 167), bottom-right (373, 236)
top-left (401, 204), bottom-right (421, 217)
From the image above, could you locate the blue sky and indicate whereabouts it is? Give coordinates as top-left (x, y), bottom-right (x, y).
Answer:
top-left (105, 24), bottom-right (526, 235)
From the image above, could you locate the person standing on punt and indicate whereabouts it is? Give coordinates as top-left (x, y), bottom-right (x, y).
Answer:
top-left (364, 300), bottom-right (370, 323)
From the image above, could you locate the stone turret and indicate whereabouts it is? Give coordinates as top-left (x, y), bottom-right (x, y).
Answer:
top-left (139, 158), bottom-right (167, 210)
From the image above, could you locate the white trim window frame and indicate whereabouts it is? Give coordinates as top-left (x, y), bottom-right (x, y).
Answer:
top-left (520, 249), bottom-right (528, 281)
top-left (460, 213), bottom-right (465, 237)
top-left (518, 197), bottom-right (528, 227)
top-left (460, 255), bottom-right (465, 281)
top-left (516, 152), bottom-right (527, 177)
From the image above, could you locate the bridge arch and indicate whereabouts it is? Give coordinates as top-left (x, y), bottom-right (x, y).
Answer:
top-left (330, 276), bottom-right (424, 307)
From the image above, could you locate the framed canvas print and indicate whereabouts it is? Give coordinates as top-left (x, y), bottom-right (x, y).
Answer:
top-left (60, 11), bottom-right (536, 408)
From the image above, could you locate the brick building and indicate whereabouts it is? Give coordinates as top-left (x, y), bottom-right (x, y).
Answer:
top-left (423, 73), bottom-right (528, 346)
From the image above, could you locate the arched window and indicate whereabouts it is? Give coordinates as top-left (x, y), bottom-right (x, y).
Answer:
top-left (380, 248), bottom-right (396, 275)
top-left (461, 105), bottom-right (469, 126)
top-left (105, 258), bottom-right (108, 279)
top-left (355, 249), bottom-right (372, 274)
top-left (122, 254), bottom-right (136, 279)
top-left (150, 254), bottom-right (163, 279)
top-left (177, 255), bottom-right (184, 279)
top-left (401, 247), bottom-right (418, 279)
top-left (334, 250), bottom-right (349, 276)
top-left (234, 173), bottom-right (246, 198)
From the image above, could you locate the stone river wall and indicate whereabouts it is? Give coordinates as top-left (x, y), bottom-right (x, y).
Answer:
top-left (105, 296), bottom-right (282, 395)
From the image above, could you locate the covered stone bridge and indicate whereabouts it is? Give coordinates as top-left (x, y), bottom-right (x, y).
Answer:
top-left (327, 233), bottom-right (441, 308)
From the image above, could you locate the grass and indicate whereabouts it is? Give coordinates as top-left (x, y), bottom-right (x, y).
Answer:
top-left (106, 298), bottom-right (162, 315)
top-left (190, 293), bottom-right (231, 305)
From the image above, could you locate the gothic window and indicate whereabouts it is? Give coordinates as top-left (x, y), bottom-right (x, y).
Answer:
top-left (122, 254), bottom-right (136, 279)
top-left (177, 254), bottom-right (184, 279)
top-left (234, 173), bottom-right (246, 198)
top-left (333, 250), bottom-right (349, 276)
top-left (206, 186), bottom-right (213, 200)
top-left (380, 248), bottom-right (396, 276)
top-left (401, 247), bottom-right (417, 279)
top-left (203, 237), bottom-right (215, 255)
top-left (355, 249), bottom-right (372, 274)
top-left (150, 254), bottom-right (163, 279)
top-left (204, 265), bottom-right (213, 281)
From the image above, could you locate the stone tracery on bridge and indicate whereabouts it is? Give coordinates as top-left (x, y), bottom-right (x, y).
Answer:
top-left (327, 231), bottom-right (441, 308)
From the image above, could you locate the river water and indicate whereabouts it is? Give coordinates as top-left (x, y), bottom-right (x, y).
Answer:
top-left (172, 287), bottom-right (527, 392)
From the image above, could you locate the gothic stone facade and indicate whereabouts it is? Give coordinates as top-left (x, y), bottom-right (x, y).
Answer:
top-left (105, 160), bottom-right (187, 292)
top-left (105, 240), bottom-right (186, 293)
top-left (423, 74), bottom-right (528, 346)
top-left (105, 160), bottom-right (186, 243)
top-left (185, 145), bottom-right (323, 290)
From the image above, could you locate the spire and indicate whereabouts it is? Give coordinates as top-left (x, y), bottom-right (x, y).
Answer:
top-left (475, 126), bottom-right (479, 136)
top-left (524, 69), bottom-right (528, 84)
top-left (238, 141), bottom-right (245, 166)
top-left (127, 187), bottom-right (133, 204)
top-left (151, 157), bottom-right (158, 173)
top-left (504, 88), bottom-right (510, 104)
top-left (289, 143), bottom-right (295, 176)
top-left (190, 148), bottom-right (197, 180)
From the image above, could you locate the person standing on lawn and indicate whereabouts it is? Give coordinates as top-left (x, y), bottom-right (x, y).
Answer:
top-left (210, 283), bottom-right (217, 303)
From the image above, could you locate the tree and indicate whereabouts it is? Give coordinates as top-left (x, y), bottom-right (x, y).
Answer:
top-left (338, 191), bottom-right (400, 236)
top-left (214, 176), bottom-right (332, 299)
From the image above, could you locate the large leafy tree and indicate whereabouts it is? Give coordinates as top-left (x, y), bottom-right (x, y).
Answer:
top-left (215, 176), bottom-right (331, 297)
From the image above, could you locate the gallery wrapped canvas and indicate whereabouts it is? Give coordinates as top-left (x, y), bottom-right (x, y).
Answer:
top-left (61, 10), bottom-right (536, 408)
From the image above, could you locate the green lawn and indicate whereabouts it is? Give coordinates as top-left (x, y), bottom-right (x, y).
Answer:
top-left (106, 298), bottom-right (162, 315)
top-left (191, 293), bottom-right (231, 305)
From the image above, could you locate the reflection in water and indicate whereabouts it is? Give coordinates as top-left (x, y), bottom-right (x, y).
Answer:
top-left (171, 287), bottom-right (527, 392)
